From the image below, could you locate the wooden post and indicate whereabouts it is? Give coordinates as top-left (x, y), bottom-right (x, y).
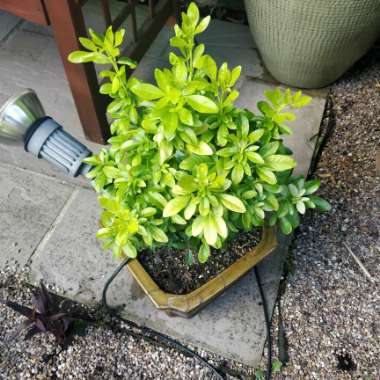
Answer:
top-left (43, 0), bottom-right (110, 144)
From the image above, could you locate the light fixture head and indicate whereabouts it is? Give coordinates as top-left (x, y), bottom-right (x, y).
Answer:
top-left (0, 89), bottom-right (92, 177)
top-left (0, 89), bottom-right (45, 145)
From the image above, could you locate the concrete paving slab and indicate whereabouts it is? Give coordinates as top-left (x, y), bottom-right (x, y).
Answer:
top-left (199, 20), bottom-right (257, 49)
top-left (0, 11), bottom-right (20, 42)
top-left (29, 189), bottom-right (115, 301)
top-left (0, 165), bottom-right (74, 267)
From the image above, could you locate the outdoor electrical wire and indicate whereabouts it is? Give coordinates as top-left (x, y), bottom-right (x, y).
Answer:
top-left (102, 257), bottom-right (273, 380)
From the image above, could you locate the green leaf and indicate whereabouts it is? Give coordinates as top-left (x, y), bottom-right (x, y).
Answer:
top-left (257, 101), bottom-right (275, 117)
top-left (114, 28), bottom-right (125, 47)
top-left (265, 155), bottom-right (296, 171)
top-left (187, 141), bottom-right (213, 155)
top-left (204, 216), bottom-right (218, 245)
top-left (304, 179), bottom-right (320, 194)
top-left (79, 37), bottom-right (97, 51)
top-left (217, 147), bottom-right (236, 157)
top-left (272, 359), bottom-right (283, 373)
top-left (257, 167), bottom-right (277, 184)
top-left (184, 199), bottom-right (197, 220)
top-left (141, 207), bottom-right (157, 217)
top-left (248, 129), bottom-right (264, 144)
top-left (199, 197), bottom-right (210, 216)
top-left (223, 90), bottom-right (239, 106)
top-left (259, 142), bottom-right (279, 157)
top-left (273, 112), bottom-right (296, 124)
top-left (214, 216), bottom-right (228, 239)
top-left (111, 76), bottom-right (120, 93)
top-left (192, 216), bottom-right (205, 236)
top-left (107, 98), bottom-right (124, 113)
top-left (163, 196), bottom-right (190, 217)
top-left (311, 196), bottom-right (331, 212)
top-left (193, 44), bottom-right (205, 66)
top-left (148, 192), bottom-right (168, 208)
top-left (246, 151), bottom-right (264, 164)
top-left (186, 95), bottom-right (218, 113)
top-left (195, 16), bottom-right (210, 34)
top-left (264, 88), bottom-right (282, 107)
top-left (201, 55), bottom-right (217, 81)
top-left (103, 166), bottom-right (119, 179)
top-left (178, 108), bottom-right (194, 126)
top-left (96, 227), bottom-right (112, 239)
top-left (229, 66), bottom-right (241, 86)
top-left (88, 28), bottom-right (104, 46)
top-left (231, 164), bottom-right (244, 184)
top-left (163, 112), bottom-right (178, 139)
top-left (265, 194), bottom-right (279, 211)
top-left (289, 183), bottom-right (299, 197)
top-left (99, 83), bottom-right (112, 94)
top-left (151, 226), bottom-right (168, 243)
top-left (187, 2), bottom-right (200, 27)
top-left (296, 200), bottom-right (306, 214)
top-left (255, 368), bottom-right (265, 380)
top-left (279, 217), bottom-right (292, 235)
top-left (123, 241), bottom-right (137, 258)
top-left (158, 140), bottom-right (173, 164)
top-left (105, 26), bottom-right (114, 45)
top-left (118, 56), bottom-right (137, 68)
top-left (219, 194), bottom-right (246, 213)
top-left (170, 36), bottom-right (186, 48)
top-left (131, 83), bottom-right (163, 100)
top-left (292, 91), bottom-right (312, 108)
top-left (218, 63), bottom-right (229, 86)
top-left (198, 244), bottom-right (210, 263)
top-left (68, 51), bottom-right (97, 63)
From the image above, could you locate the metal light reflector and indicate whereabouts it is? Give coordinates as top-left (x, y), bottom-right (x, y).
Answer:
top-left (0, 89), bottom-right (92, 177)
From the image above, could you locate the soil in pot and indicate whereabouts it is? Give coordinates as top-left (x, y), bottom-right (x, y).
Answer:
top-left (138, 228), bottom-right (262, 295)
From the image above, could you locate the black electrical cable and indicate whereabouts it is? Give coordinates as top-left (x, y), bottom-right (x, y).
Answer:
top-left (254, 266), bottom-right (272, 380)
top-left (102, 257), bottom-right (273, 380)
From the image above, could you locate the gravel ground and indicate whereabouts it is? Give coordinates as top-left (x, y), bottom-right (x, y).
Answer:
top-left (0, 48), bottom-right (379, 379)
top-left (267, 47), bottom-right (380, 379)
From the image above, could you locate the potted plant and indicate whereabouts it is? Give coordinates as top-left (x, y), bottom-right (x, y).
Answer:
top-left (68, 2), bottom-right (330, 317)
top-left (244, 0), bottom-right (380, 88)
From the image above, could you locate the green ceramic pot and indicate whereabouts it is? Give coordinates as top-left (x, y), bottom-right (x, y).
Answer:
top-left (245, 0), bottom-right (380, 88)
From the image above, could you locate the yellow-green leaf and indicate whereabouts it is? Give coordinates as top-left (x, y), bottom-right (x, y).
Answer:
top-left (131, 83), bottom-right (164, 100)
top-left (257, 167), bottom-right (277, 184)
top-left (204, 216), bottom-right (218, 245)
top-left (265, 155), bottom-right (296, 171)
top-left (163, 196), bottom-right (190, 217)
top-left (178, 108), bottom-right (193, 126)
top-left (195, 16), bottom-right (210, 34)
top-left (198, 244), bottom-right (210, 263)
top-left (219, 194), bottom-right (246, 213)
top-left (186, 95), bottom-right (218, 113)
top-left (187, 141), bottom-right (213, 155)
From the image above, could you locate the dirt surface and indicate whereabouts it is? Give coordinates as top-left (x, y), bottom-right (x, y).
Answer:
top-left (138, 229), bottom-right (261, 294)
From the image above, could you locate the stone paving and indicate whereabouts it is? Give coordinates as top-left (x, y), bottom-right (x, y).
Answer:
top-left (0, 7), bottom-right (327, 368)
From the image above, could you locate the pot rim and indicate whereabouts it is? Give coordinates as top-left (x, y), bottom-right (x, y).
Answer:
top-left (126, 225), bottom-right (278, 318)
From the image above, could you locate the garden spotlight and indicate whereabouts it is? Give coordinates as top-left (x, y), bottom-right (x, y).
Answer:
top-left (0, 89), bottom-right (92, 177)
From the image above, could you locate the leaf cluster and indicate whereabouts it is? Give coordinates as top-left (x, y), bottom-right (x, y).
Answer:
top-left (68, 2), bottom-right (330, 263)
top-left (1, 281), bottom-right (78, 345)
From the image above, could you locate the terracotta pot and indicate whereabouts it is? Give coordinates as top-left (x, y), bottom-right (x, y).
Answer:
top-left (126, 226), bottom-right (277, 318)
top-left (245, 0), bottom-right (380, 88)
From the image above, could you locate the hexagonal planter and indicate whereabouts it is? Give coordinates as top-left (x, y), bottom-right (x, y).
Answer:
top-left (126, 226), bottom-right (277, 318)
